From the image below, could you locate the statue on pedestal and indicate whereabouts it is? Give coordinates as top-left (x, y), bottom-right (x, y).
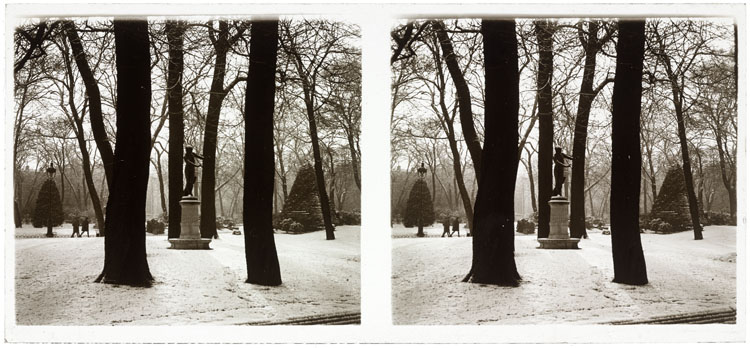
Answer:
top-left (552, 146), bottom-right (573, 197)
top-left (183, 145), bottom-right (204, 197)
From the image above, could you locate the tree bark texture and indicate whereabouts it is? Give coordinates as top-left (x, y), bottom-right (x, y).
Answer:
top-left (166, 20), bottom-right (185, 239)
top-left (282, 27), bottom-right (336, 240)
top-left (57, 41), bottom-right (106, 236)
top-left (306, 103), bottom-right (336, 240)
top-left (445, 124), bottom-right (474, 233)
top-left (667, 77), bottom-right (704, 240)
top-left (610, 20), bottom-right (648, 285)
top-left (62, 20), bottom-right (114, 187)
top-left (71, 110), bottom-right (106, 237)
top-left (432, 20), bottom-right (482, 181)
top-left (95, 20), bottom-right (153, 286)
top-left (570, 21), bottom-right (601, 239)
top-left (201, 21), bottom-right (243, 239)
top-left (653, 27), bottom-right (704, 240)
top-left (534, 21), bottom-right (554, 239)
top-left (463, 19), bottom-right (520, 286)
top-left (244, 20), bottom-right (282, 286)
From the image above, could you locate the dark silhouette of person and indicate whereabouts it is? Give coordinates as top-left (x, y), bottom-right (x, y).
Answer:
top-left (441, 217), bottom-right (451, 237)
top-left (70, 216), bottom-right (80, 238)
top-left (552, 147), bottom-right (573, 197)
top-left (183, 145), bottom-right (204, 196)
top-left (451, 217), bottom-right (460, 237)
top-left (81, 217), bottom-right (89, 237)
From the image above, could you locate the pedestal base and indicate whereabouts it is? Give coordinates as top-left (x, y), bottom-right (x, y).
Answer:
top-left (168, 238), bottom-right (212, 249)
top-left (537, 238), bottom-right (580, 249)
top-left (168, 196), bottom-right (212, 250)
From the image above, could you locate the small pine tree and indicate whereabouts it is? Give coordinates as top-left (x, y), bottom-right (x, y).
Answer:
top-left (32, 179), bottom-right (64, 228)
top-left (281, 164), bottom-right (325, 232)
top-left (650, 166), bottom-right (698, 231)
top-left (403, 178), bottom-right (435, 228)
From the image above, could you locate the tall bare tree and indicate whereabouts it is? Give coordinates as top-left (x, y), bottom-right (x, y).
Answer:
top-left (166, 20), bottom-right (186, 239)
top-left (200, 20), bottom-right (249, 239)
top-left (279, 20), bottom-right (357, 240)
top-left (432, 20), bottom-right (482, 178)
top-left (463, 19), bottom-right (520, 285)
top-left (569, 21), bottom-right (614, 238)
top-left (96, 20), bottom-right (153, 286)
top-left (534, 20), bottom-right (554, 239)
top-left (610, 20), bottom-right (648, 285)
top-left (646, 20), bottom-right (711, 240)
top-left (62, 20), bottom-right (114, 187)
top-left (244, 20), bottom-right (282, 285)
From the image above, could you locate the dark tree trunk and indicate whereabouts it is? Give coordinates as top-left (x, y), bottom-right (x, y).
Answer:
top-left (276, 142), bottom-right (289, 201)
top-left (610, 20), bottom-right (648, 285)
top-left (463, 19), bottom-right (520, 286)
top-left (62, 20), bottom-right (114, 187)
top-left (200, 21), bottom-right (230, 239)
top-left (200, 21), bottom-right (247, 239)
top-left (59, 155), bottom-right (65, 208)
top-left (570, 21), bottom-right (602, 239)
top-left (525, 151), bottom-right (537, 213)
top-left (280, 23), bottom-right (335, 240)
top-left (59, 43), bottom-right (106, 236)
top-left (534, 21), bottom-right (554, 239)
top-left (347, 133), bottom-right (361, 190)
top-left (446, 126), bottom-right (474, 233)
top-left (654, 28), bottom-right (703, 240)
top-left (307, 104), bottom-right (336, 240)
top-left (154, 155), bottom-right (168, 216)
top-left (669, 80), bottom-right (703, 240)
top-left (715, 132), bottom-right (737, 220)
top-left (647, 148), bottom-right (658, 212)
top-left (166, 20), bottom-right (185, 239)
top-left (95, 20), bottom-right (153, 286)
top-left (244, 20), bottom-right (282, 286)
top-left (433, 20), bottom-right (482, 180)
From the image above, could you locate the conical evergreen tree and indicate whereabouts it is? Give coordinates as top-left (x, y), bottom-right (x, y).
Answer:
top-left (403, 178), bottom-right (435, 232)
top-left (281, 163), bottom-right (325, 231)
top-left (650, 166), bottom-right (696, 231)
top-left (32, 179), bottom-right (64, 228)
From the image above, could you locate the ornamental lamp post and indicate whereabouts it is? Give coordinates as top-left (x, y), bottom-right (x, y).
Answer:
top-left (417, 162), bottom-right (427, 237)
top-left (45, 162), bottom-right (56, 237)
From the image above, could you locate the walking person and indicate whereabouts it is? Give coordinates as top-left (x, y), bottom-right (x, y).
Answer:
top-left (70, 216), bottom-right (80, 238)
top-left (82, 217), bottom-right (90, 237)
top-left (441, 217), bottom-right (451, 237)
top-left (451, 217), bottom-right (460, 237)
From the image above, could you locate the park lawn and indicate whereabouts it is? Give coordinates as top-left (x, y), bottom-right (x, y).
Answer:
top-left (392, 225), bottom-right (736, 325)
top-left (13, 225), bottom-right (360, 325)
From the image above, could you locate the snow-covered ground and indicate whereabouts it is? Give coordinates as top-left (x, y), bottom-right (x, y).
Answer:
top-left (14, 225), bottom-right (360, 325)
top-left (392, 224), bottom-right (736, 325)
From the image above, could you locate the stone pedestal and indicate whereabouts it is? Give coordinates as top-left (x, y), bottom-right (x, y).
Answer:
top-left (538, 196), bottom-right (580, 249)
top-left (168, 196), bottom-right (212, 249)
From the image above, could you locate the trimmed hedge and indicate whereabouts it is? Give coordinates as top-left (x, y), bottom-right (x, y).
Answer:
top-left (32, 179), bottom-right (64, 228)
top-left (279, 164), bottom-right (325, 232)
top-left (403, 179), bottom-right (434, 228)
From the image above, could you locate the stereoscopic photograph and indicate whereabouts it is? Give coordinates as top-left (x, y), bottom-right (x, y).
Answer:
top-left (390, 17), bottom-right (738, 325)
top-left (10, 15), bottom-right (361, 326)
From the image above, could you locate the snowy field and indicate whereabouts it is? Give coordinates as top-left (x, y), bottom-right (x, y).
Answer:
top-left (13, 225), bottom-right (360, 325)
top-left (392, 224), bottom-right (737, 325)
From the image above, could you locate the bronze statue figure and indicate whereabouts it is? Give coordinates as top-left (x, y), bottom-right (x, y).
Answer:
top-left (552, 146), bottom-right (573, 197)
top-left (183, 145), bottom-right (204, 197)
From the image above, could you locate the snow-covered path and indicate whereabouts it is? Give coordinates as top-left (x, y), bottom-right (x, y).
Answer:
top-left (392, 225), bottom-right (736, 325)
top-left (14, 226), bottom-right (360, 325)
